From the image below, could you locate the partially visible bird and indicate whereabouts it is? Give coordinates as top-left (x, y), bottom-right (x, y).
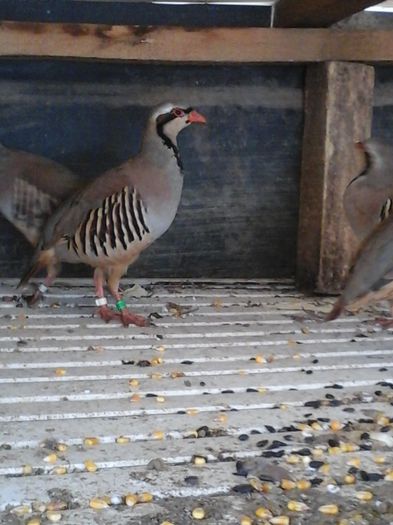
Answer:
top-left (344, 139), bottom-right (393, 241)
top-left (18, 103), bottom-right (207, 327)
top-left (326, 215), bottom-right (393, 322)
top-left (326, 139), bottom-right (393, 322)
top-left (0, 142), bottom-right (81, 302)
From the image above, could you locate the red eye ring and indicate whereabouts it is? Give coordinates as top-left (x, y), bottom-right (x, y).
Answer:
top-left (173, 108), bottom-right (184, 117)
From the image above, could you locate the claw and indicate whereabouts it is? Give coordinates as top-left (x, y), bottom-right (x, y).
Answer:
top-left (22, 288), bottom-right (44, 306)
top-left (376, 316), bottom-right (393, 329)
top-left (120, 308), bottom-right (150, 327)
top-left (97, 305), bottom-right (120, 323)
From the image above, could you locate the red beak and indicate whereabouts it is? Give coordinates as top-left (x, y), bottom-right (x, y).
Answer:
top-left (187, 110), bottom-right (207, 124)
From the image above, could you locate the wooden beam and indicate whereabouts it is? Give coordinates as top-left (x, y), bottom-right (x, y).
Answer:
top-left (1, 22), bottom-right (393, 63)
top-left (296, 61), bottom-right (374, 294)
top-left (274, 0), bottom-right (382, 28)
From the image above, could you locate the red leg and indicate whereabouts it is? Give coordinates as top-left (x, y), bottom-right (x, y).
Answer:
top-left (93, 268), bottom-right (120, 323)
top-left (107, 267), bottom-right (149, 328)
top-left (23, 263), bottom-right (60, 306)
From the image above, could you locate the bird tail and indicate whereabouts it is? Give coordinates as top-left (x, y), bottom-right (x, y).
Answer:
top-left (325, 298), bottom-right (344, 321)
top-left (17, 248), bottom-right (54, 289)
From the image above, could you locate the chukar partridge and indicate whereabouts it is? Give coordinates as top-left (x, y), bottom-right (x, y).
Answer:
top-left (18, 103), bottom-right (207, 327)
top-left (327, 139), bottom-right (393, 323)
top-left (344, 139), bottom-right (393, 241)
top-left (0, 142), bottom-right (81, 301)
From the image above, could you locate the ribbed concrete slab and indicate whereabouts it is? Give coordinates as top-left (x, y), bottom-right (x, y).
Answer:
top-left (1, 279), bottom-right (393, 525)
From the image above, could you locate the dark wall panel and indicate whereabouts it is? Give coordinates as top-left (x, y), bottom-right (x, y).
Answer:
top-left (0, 61), bottom-right (304, 278)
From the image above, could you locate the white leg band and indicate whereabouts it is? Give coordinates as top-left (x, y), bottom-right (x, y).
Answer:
top-left (95, 297), bottom-right (107, 307)
top-left (38, 284), bottom-right (48, 294)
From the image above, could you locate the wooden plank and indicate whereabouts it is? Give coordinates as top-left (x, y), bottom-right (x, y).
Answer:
top-left (274, 0), bottom-right (382, 28)
top-left (296, 62), bottom-right (374, 293)
top-left (2, 22), bottom-right (393, 63)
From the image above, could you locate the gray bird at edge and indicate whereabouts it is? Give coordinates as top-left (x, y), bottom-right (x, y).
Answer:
top-left (327, 139), bottom-right (393, 323)
top-left (18, 103), bottom-right (207, 327)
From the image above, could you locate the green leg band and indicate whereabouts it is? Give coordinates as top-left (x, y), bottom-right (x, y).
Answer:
top-left (116, 299), bottom-right (127, 312)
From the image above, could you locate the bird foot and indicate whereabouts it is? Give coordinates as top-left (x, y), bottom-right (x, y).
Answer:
top-left (22, 289), bottom-right (44, 307)
top-left (120, 308), bottom-right (150, 327)
top-left (97, 305), bottom-right (121, 323)
top-left (375, 316), bottom-right (393, 329)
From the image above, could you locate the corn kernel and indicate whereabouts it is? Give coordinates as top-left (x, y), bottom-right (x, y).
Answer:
top-left (286, 455), bottom-right (300, 465)
top-left (280, 404), bottom-right (288, 410)
top-left (248, 476), bottom-right (265, 492)
top-left (311, 422), bottom-right (323, 431)
top-left (22, 464), bottom-right (33, 475)
top-left (376, 415), bottom-right (390, 426)
top-left (240, 516), bottom-right (253, 525)
top-left (344, 474), bottom-right (356, 484)
top-left (151, 373), bottom-right (162, 380)
top-left (27, 519), bottom-right (41, 525)
top-left (312, 448), bottom-right (324, 458)
top-left (156, 396), bottom-right (166, 403)
top-left (51, 466), bottom-right (67, 475)
top-left (128, 379), bottom-right (139, 388)
top-left (296, 479), bottom-right (311, 491)
top-left (155, 345), bottom-right (166, 352)
top-left (258, 387), bottom-right (268, 394)
top-left (160, 522), bottom-right (175, 525)
top-left (130, 394), bottom-right (141, 402)
top-left (255, 507), bottom-right (273, 519)
top-left (192, 507), bottom-right (205, 519)
top-left (55, 368), bottom-right (66, 376)
top-left (347, 458), bottom-right (361, 468)
top-left (340, 442), bottom-right (358, 453)
top-left (153, 431), bottom-right (165, 440)
top-left (338, 520), bottom-right (350, 525)
top-left (255, 355), bottom-right (266, 364)
top-left (89, 498), bottom-right (109, 510)
top-left (170, 370), bottom-right (185, 378)
top-left (384, 472), bottom-right (393, 481)
top-left (373, 455), bottom-right (386, 464)
top-left (138, 492), bottom-right (153, 503)
top-left (151, 357), bottom-right (163, 366)
top-left (215, 413), bottom-right (228, 423)
top-left (329, 447), bottom-right (341, 455)
top-left (270, 517), bottom-right (290, 525)
top-left (44, 453), bottom-right (57, 464)
top-left (356, 491), bottom-right (373, 501)
top-left (84, 460), bottom-right (98, 472)
top-left (318, 504), bottom-right (339, 515)
top-left (319, 464), bottom-right (330, 475)
top-left (56, 443), bottom-right (68, 453)
top-left (193, 456), bottom-right (206, 466)
top-left (330, 420), bottom-right (343, 431)
top-left (11, 505), bottom-right (31, 516)
top-left (84, 437), bottom-right (99, 446)
top-left (46, 502), bottom-right (67, 512)
top-left (116, 436), bottom-right (130, 444)
top-left (46, 511), bottom-right (62, 522)
top-left (287, 500), bottom-right (309, 512)
top-left (125, 494), bottom-right (138, 507)
top-left (280, 479), bottom-right (296, 490)
top-left (186, 408), bottom-right (199, 416)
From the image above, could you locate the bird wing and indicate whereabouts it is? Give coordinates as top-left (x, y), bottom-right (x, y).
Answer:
top-left (340, 216), bottom-right (393, 307)
top-left (41, 164), bottom-right (149, 255)
top-left (0, 143), bottom-right (81, 245)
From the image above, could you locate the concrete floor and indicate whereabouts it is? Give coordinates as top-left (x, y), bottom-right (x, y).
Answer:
top-left (0, 279), bottom-right (393, 524)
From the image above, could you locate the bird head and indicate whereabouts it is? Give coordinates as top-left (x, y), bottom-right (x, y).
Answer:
top-left (152, 103), bottom-right (207, 145)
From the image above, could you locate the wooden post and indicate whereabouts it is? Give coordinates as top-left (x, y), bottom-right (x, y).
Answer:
top-left (297, 61), bottom-right (374, 294)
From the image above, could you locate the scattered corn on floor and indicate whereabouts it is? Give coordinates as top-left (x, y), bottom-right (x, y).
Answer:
top-left (1, 278), bottom-right (393, 525)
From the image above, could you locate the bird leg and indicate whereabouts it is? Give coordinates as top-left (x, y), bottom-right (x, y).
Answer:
top-left (23, 263), bottom-right (60, 306)
top-left (94, 268), bottom-right (120, 323)
top-left (107, 268), bottom-right (149, 328)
